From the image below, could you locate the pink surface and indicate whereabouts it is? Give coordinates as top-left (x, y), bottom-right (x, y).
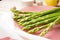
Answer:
top-left (21, 6), bottom-right (60, 40)
top-left (0, 37), bottom-right (12, 40)
top-left (21, 6), bottom-right (55, 12)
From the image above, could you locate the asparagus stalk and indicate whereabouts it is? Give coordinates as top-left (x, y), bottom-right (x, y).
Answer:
top-left (22, 16), bottom-right (58, 30)
top-left (11, 7), bottom-right (37, 14)
top-left (40, 16), bottom-right (60, 36)
top-left (28, 24), bottom-right (49, 34)
top-left (21, 13), bottom-right (60, 26)
top-left (19, 8), bottom-right (60, 23)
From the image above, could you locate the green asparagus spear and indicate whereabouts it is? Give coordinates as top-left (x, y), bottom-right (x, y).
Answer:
top-left (11, 7), bottom-right (37, 14)
top-left (19, 8), bottom-right (60, 23)
top-left (22, 16), bottom-right (58, 30)
top-left (21, 13), bottom-right (60, 26)
top-left (28, 24), bottom-right (49, 34)
top-left (40, 16), bottom-right (60, 36)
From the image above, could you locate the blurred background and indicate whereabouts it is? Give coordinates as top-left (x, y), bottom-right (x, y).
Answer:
top-left (0, 0), bottom-right (60, 12)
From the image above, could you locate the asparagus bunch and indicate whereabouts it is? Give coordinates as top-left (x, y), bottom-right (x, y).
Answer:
top-left (19, 8), bottom-right (60, 23)
top-left (22, 16), bottom-right (58, 30)
top-left (40, 16), bottom-right (60, 36)
top-left (11, 7), bottom-right (60, 36)
top-left (21, 13), bottom-right (60, 26)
